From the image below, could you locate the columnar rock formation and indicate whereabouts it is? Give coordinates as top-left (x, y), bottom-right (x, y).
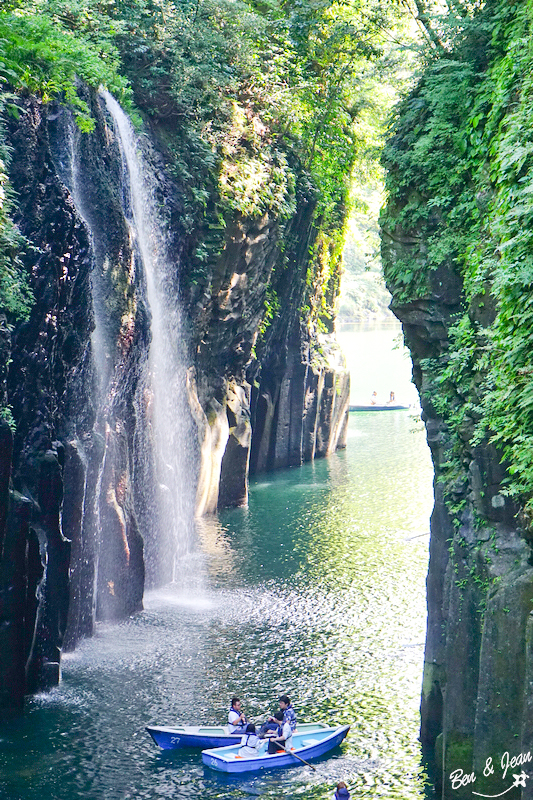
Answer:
top-left (0, 91), bottom-right (349, 711)
top-left (383, 202), bottom-right (533, 800)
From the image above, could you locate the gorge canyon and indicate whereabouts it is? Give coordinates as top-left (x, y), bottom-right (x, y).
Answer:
top-left (0, 90), bottom-right (349, 712)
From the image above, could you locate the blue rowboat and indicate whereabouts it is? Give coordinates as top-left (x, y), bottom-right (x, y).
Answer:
top-left (201, 724), bottom-right (350, 773)
top-left (146, 721), bottom-right (330, 750)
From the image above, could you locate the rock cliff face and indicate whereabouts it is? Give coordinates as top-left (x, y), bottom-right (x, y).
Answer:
top-left (382, 222), bottom-right (533, 799)
top-left (188, 186), bottom-right (349, 513)
top-left (0, 91), bottom-right (348, 711)
top-left (379, 6), bottom-right (533, 793)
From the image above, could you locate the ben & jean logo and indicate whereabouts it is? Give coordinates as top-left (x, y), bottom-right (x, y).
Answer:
top-left (450, 749), bottom-right (531, 797)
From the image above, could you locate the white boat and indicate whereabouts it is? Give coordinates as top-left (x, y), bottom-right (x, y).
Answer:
top-left (146, 721), bottom-right (330, 749)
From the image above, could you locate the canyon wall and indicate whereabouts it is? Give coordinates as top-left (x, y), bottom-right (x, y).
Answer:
top-left (382, 231), bottom-right (530, 798)
top-left (382, 5), bottom-right (533, 796)
top-left (0, 92), bottom-right (348, 711)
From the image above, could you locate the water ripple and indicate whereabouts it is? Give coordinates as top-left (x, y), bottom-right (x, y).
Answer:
top-left (0, 412), bottom-right (432, 800)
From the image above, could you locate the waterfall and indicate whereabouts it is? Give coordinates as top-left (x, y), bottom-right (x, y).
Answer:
top-left (48, 93), bottom-right (199, 645)
top-left (102, 91), bottom-right (196, 588)
top-left (51, 114), bottom-right (107, 640)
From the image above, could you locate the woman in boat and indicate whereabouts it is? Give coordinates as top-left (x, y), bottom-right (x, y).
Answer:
top-left (228, 697), bottom-right (248, 734)
top-left (332, 782), bottom-right (351, 799)
top-left (267, 711), bottom-right (293, 754)
top-left (238, 724), bottom-right (263, 757)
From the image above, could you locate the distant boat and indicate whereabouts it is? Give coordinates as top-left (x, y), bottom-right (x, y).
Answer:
top-left (202, 724), bottom-right (350, 773)
top-left (349, 403), bottom-right (410, 412)
top-left (146, 721), bottom-right (330, 750)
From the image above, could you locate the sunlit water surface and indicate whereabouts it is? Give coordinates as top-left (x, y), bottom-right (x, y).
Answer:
top-left (0, 330), bottom-right (433, 800)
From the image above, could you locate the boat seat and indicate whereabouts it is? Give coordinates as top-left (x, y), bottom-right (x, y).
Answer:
top-left (198, 727), bottom-right (225, 734)
top-left (302, 739), bottom-right (320, 746)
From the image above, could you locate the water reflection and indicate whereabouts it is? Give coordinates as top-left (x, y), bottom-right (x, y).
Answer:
top-left (0, 408), bottom-right (433, 800)
top-left (197, 411), bottom-right (433, 798)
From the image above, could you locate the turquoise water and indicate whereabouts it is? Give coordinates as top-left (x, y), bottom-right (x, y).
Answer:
top-left (0, 333), bottom-right (434, 800)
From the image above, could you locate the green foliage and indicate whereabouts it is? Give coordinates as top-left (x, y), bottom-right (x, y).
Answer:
top-left (257, 284), bottom-right (281, 342)
top-left (338, 183), bottom-right (392, 322)
top-left (218, 104), bottom-right (296, 220)
top-left (382, 1), bottom-right (533, 522)
top-left (0, 84), bottom-right (32, 321)
top-left (0, 1), bottom-right (133, 322)
top-left (304, 226), bottom-right (346, 333)
top-left (0, 404), bottom-right (16, 432)
top-left (381, 55), bottom-right (481, 301)
top-left (0, 0), bottom-right (413, 340)
top-left (98, 0), bottom-right (410, 325)
top-left (0, 7), bottom-right (131, 130)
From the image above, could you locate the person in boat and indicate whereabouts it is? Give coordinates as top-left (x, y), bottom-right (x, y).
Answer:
top-left (332, 781), bottom-right (351, 799)
top-left (370, 391), bottom-right (378, 405)
top-left (238, 723), bottom-right (263, 757)
top-left (228, 697), bottom-right (248, 734)
top-left (279, 694), bottom-right (297, 731)
top-left (258, 717), bottom-right (279, 737)
top-left (266, 711), bottom-right (293, 754)
top-left (387, 391), bottom-right (396, 404)
top-left (260, 694), bottom-right (297, 736)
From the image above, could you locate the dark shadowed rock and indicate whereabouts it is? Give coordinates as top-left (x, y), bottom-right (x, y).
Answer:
top-left (383, 206), bottom-right (532, 798)
top-left (1, 88), bottom-right (349, 710)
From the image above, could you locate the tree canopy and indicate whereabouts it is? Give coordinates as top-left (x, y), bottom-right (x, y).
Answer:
top-left (0, 0), bottom-right (482, 327)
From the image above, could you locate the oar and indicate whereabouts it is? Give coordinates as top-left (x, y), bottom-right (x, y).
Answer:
top-left (287, 748), bottom-right (317, 771)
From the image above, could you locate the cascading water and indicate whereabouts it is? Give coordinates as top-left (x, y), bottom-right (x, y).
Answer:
top-left (102, 91), bottom-right (197, 588)
top-left (51, 114), bottom-right (110, 641)
top-left (48, 93), bottom-right (198, 644)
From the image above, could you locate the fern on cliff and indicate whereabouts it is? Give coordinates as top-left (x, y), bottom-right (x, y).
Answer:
top-left (0, 10), bottom-right (131, 130)
top-left (0, 80), bottom-right (32, 322)
top-left (382, 1), bottom-right (533, 522)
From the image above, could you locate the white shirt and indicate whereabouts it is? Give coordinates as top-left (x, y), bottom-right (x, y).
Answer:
top-left (228, 709), bottom-right (245, 732)
top-left (281, 720), bottom-right (292, 749)
top-left (239, 733), bottom-right (263, 757)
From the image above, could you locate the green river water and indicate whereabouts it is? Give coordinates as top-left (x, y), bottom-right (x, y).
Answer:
top-left (0, 325), bottom-right (434, 800)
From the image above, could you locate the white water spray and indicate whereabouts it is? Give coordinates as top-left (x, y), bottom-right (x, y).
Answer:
top-left (103, 91), bottom-right (196, 587)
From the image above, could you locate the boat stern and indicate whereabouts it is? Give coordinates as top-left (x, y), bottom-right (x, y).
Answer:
top-left (146, 726), bottom-right (187, 749)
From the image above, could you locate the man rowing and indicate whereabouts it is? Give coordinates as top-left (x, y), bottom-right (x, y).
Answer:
top-left (266, 711), bottom-right (293, 754)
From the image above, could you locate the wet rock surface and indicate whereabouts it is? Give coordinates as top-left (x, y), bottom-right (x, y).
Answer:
top-left (0, 91), bottom-right (348, 708)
